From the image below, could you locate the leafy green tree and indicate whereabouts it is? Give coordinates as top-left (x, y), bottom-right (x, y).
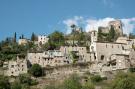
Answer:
top-left (0, 75), bottom-right (10, 89)
top-left (48, 31), bottom-right (65, 49)
top-left (11, 81), bottom-right (22, 89)
top-left (43, 42), bottom-right (56, 50)
top-left (49, 31), bottom-right (65, 44)
top-left (108, 25), bottom-right (116, 42)
top-left (70, 51), bottom-right (79, 63)
top-left (29, 64), bottom-right (43, 77)
top-left (98, 28), bottom-right (103, 42)
top-left (129, 33), bottom-right (135, 39)
top-left (19, 74), bottom-right (31, 85)
top-left (31, 32), bottom-right (38, 41)
top-left (13, 32), bottom-right (17, 43)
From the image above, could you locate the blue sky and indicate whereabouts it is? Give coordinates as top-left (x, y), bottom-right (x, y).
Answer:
top-left (0, 0), bottom-right (135, 40)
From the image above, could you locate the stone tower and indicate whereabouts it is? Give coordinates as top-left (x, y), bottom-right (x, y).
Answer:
top-left (90, 30), bottom-right (98, 43)
top-left (109, 20), bottom-right (123, 36)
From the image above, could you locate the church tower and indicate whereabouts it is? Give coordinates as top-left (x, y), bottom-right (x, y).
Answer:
top-left (90, 30), bottom-right (98, 43)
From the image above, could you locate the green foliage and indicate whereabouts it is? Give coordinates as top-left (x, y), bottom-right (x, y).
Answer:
top-left (98, 29), bottom-right (103, 42)
top-left (82, 82), bottom-right (95, 89)
top-left (29, 64), bottom-right (43, 77)
top-left (19, 74), bottom-right (31, 85)
top-left (129, 67), bottom-right (135, 72)
top-left (11, 81), bottom-right (22, 89)
top-left (49, 31), bottom-right (65, 45)
top-left (70, 51), bottom-right (79, 63)
top-left (31, 32), bottom-right (38, 41)
top-left (110, 72), bottom-right (135, 89)
top-left (63, 74), bottom-right (82, 89)
top-left (0, 75), bottom-right (10, 89)
top-left (44, 31), bottom-right (65, 50)
top-left (108, 25), bottom-right (116, 42)
top-left (129, 33), bottom-right (135, 39)
top-left (44, 85), bottom-right (58, 89)
top-left (90, 75), bottom-right (102, 83)
top-left (43, 42), bottom-right (56, 50)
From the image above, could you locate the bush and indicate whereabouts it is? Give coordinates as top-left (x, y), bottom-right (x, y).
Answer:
top-left (63, 74), bottom-right (82, 89)
top-left (90, 75), bottom-right (102, 83)
top-left (19, 74), bottom-right (31, 85)
top-left (110, 72), bottom-right (135, 89)
top-left (82, 82), bottom-right (95, 89)
top-left (0, 75), bottom-right (10, 89)
top-left (29, 64), bottom-right (43, 77)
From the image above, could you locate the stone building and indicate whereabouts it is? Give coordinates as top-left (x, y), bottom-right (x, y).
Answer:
top-left (27, 50), bottom-right (69, 67)
top-left (89, 30), bottom-right (134, 75)
top-left (3, 56), bottom-right (28, 76)
top-left (109, 20), bottom-right (123, 36)
top-left (18, 38), bottom-right (29, 45)
top-left (38, 35), bottom-right (49, 45)
top-left (60, 46), bottom-right (91, 63)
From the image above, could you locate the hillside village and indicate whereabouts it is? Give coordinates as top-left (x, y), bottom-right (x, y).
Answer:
top-left (1, 19), bottom-right (135, 88)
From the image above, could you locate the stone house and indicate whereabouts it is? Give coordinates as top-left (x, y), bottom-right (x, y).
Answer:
top-left (27, 50), bottom-right (69, 67)
top-left (38, 35), bottom-right (49, 45)
top-left (18, 38), bottom-right (29, 45)
top-left (3, 56), bottom-right (28, 76)
top-left (60, 46), bottom-right (91, 63)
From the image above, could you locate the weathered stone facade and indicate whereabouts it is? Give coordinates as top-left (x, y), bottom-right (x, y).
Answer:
top-left (3, 56), bottom-right (28, 76)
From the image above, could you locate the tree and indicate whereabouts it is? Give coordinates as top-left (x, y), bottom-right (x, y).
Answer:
top-left (108, 25), bottom-right (116, 42)
top-left (31, 32), bottom-right (37, 41)
top-left (71, 24), bottom-right (77, 46)
top-left (13, 32), bottom-right (17, 43)
top-left (98, 28), bottom-right (103, 42)
top-left (22, 34), bottom-right (24, 39)
top-left (49, 31), bottom-right (65, 48)
top-left (0, 75), bottom-right (10, 89)
top-left (43, 42), bottom-right (56, 50)
top-left (129, 33), bottom-right (135, 39)
top-left (11, 81), bottom-right (22, 89)
top-left (29, 64), bottom-right (43, 77)
top-left (19, 74), bottom-right (31, 85)
top-left (110, 72), bottom-right (135, 89)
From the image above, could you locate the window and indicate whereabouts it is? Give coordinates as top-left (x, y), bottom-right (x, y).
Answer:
top-left (94, 53), bottom-right (96, 60)
top-left (11, 65), bottom-right (14, 68)
top-left (101, 55), bottom-right (104, 60)
top-left (94, 32), bottom-right (96, 36)
top-left (122, 46), bottom-right (124, 50)
top-left (119, 26), bottom-right (121, 29)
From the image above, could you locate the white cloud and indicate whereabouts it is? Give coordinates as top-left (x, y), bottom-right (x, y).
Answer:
top-left (63, 17), bottom-right (135, 35)
top-left (121, 18), bottom-right (135, 35)
top-left (85, 17), bottom-right (115, 32)
top-left (63, 16), bottom-right (84, 34)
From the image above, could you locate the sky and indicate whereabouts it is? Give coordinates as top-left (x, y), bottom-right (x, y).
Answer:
top-left (0, 0), bottom-right (135, 40)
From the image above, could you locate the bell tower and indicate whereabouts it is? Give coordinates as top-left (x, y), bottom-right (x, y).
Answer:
top-left (91, 30), bottom-right (98, 43)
